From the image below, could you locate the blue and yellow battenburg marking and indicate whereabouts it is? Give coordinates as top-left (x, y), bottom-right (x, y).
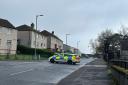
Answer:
top-left (49, 54), bottom-right (79, 62)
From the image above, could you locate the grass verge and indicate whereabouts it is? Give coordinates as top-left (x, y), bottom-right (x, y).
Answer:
top-left (0, 54), bottom-right (47, 61)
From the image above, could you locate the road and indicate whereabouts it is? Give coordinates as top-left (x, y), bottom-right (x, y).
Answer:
top-left (0, 58), bottom-right (94, 85)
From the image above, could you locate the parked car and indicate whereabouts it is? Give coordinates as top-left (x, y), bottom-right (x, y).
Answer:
top-left (48, 53), bottom-right (80, 64)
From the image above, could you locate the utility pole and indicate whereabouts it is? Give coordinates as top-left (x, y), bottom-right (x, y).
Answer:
top-left (77, 41), bottom-right (80, 54)
top-left (66, 34), bottom-right (70, 45)
top-left (35, 15), bottom-right (43, 59)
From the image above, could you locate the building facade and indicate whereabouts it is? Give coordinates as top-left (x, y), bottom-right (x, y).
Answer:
top-left (16, 24), bottom-right (47, 49)
top-left (120, 36), bottom-right (128, 59)
top-left (41, 30), bottom-right (63, 52)
top-left (0, 18), bottom-right (17, 55)
top-left (63, 44), bottom-right (81, 55)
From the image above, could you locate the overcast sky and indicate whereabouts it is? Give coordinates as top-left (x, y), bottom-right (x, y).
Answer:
top-left (0, 0), bottom-right (128, 53)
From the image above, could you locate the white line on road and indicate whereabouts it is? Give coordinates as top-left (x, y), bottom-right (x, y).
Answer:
top-left (10, 69), bottom-right (33, 76)
top-left (85, 65), bottom-right (107, 67)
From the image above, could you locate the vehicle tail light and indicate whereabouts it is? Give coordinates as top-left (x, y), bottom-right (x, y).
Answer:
top-left (76, 56), bottom-right (80, 60)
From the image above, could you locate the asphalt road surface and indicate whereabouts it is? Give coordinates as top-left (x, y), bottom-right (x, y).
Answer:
top-left (0, 58), bottom-right (94, 85)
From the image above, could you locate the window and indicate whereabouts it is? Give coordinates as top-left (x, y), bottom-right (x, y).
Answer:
top-left (36, 34), bottom-right (39, 38)
top-left (55, 44), bottom-right (57, 49)
top-left (7, 40), bottom-right (12, 48)
top-left (0, 27), bottom-right (2, 33)
top-left (37, 42), bottom-right (39, 48)
top-left (17, 39), bottom-right (21, 45)
top-left (59, 46), bottom-right (61, 49)
top-left (41, 43), bottom-right (43, 47)
top-left (0, 39), bottom-right (1, 45)
top-left (33, 41), bottom-right (36, 46)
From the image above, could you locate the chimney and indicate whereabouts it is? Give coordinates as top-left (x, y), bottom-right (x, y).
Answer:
top-left (52, 31), bottom-right (54, 35)
top-left (31, 23), bottom-right (34, 29)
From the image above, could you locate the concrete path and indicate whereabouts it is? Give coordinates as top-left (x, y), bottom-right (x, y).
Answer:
top-left (57, 58), bottom-right (112, 85)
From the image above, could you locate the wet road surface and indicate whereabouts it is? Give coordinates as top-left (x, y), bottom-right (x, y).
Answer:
top-left (0, 58), bottom-right (94, 85)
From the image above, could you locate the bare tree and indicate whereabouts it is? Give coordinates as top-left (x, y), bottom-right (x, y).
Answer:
top-left (89, 39), bottom-right (98, 54)
top-left (119, 25), bottom-right (128, 36)
top-left (89, 29), bottom-right (113, 54)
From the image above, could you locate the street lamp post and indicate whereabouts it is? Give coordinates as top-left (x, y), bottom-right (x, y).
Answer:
top-left (77, 41), bottom-right (80, 54)
top-left (35, 15), bottom-right (43, 59)
top-left (66, 34), bottom-right (70, 45)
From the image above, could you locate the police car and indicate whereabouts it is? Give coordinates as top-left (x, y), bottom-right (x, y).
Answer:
top-left (48, 53), bottom-right (80, 64)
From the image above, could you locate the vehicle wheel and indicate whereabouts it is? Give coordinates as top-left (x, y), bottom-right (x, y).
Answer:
top-left (50, 59), bottom-right (55, 63)
top-left (72, 62), bottom-right (76, 65)
top-left (56, 61), bottom-right (59, 64)
top-left (67, 60), bottom-right (72, 64)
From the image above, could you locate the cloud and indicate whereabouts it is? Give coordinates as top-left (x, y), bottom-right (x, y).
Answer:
top-left (0, 0), bottom-right (128, 53)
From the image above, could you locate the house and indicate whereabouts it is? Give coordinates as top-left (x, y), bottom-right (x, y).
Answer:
top-left (41, 30), bottom-right (63, 52)
top-left (63, 44), bottom-right (72, 53)
top-left (16, 23), bottom-right (47, 49)
top-left (63, 44), bottom-right (81, 55)
top-left (120, 36), bottom-right (128, 60)
top-left (0, 18), bottom-right (17, 55)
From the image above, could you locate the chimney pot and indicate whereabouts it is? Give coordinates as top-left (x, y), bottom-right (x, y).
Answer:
top-left (31, 23), bottom-right (34, 29)
top-left (52, 31), bottom-right (54, 35)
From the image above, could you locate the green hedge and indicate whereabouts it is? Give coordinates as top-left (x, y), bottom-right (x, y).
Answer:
top-left (17, 45), bottom-right (54, 58)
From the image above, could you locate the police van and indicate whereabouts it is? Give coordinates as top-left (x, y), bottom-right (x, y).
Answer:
top-left (48, 53), bottom-right (80, 64)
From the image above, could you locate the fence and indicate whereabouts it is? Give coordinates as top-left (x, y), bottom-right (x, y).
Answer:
top-left (110, 59), bottom-right (128, 85)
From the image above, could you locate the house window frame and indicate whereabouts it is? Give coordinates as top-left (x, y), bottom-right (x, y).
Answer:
top-left (33, 41), bottom-right (36, 46)
top-left (37, 42), bottom-right (39, 48)
top-left (7, 40), bottom-right (12, 49)
top-left (41, 43), bottom-right (43, 47)
top-left (0, 39), bottom-right (1, 46)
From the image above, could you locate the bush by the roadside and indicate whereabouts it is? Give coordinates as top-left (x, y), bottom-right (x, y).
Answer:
top-left (17, 45), bottom-right (54, 58)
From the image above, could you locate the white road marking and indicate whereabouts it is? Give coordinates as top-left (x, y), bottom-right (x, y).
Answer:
top-left (10, 69), bottom-right (33, 76)
top-left (85, 65), bottom-right (107, 67)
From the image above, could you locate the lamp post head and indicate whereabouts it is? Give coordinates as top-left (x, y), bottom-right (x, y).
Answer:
top-left (39, 15), bottom-right (44, 16)
top-left (65, 34), bottom-right (70, 45)
top-left (36, 15), bottom-right (44, 18)
top-left (109, 44), bottom-right (112, 47)
top-left (77, 41), bottom-right (80, 43)
top-left (66, 34), bottom-right (70, 35)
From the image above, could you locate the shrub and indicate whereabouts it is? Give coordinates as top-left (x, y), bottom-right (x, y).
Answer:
top-left (17, 45), bottom-right (54, 58)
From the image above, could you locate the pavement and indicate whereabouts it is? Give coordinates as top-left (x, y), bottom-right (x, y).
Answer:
top-left (57, 58), bottom-right (112, 85)
top-left (0, 57), bottom-right (94, 85)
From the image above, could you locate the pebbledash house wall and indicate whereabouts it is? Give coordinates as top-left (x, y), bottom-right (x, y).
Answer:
top-left (17, 31), bottom-right (31, 47)
top-left (41, 30), bottom-right (63, 52)
top-left (50, 36), bottom-right (63, 51)
top-left (31, 31), bottom-right (47, 49)
top-left (0, 26), bottom-right (17, 54)
top-left (17, 30), bottom-right (47, 49)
